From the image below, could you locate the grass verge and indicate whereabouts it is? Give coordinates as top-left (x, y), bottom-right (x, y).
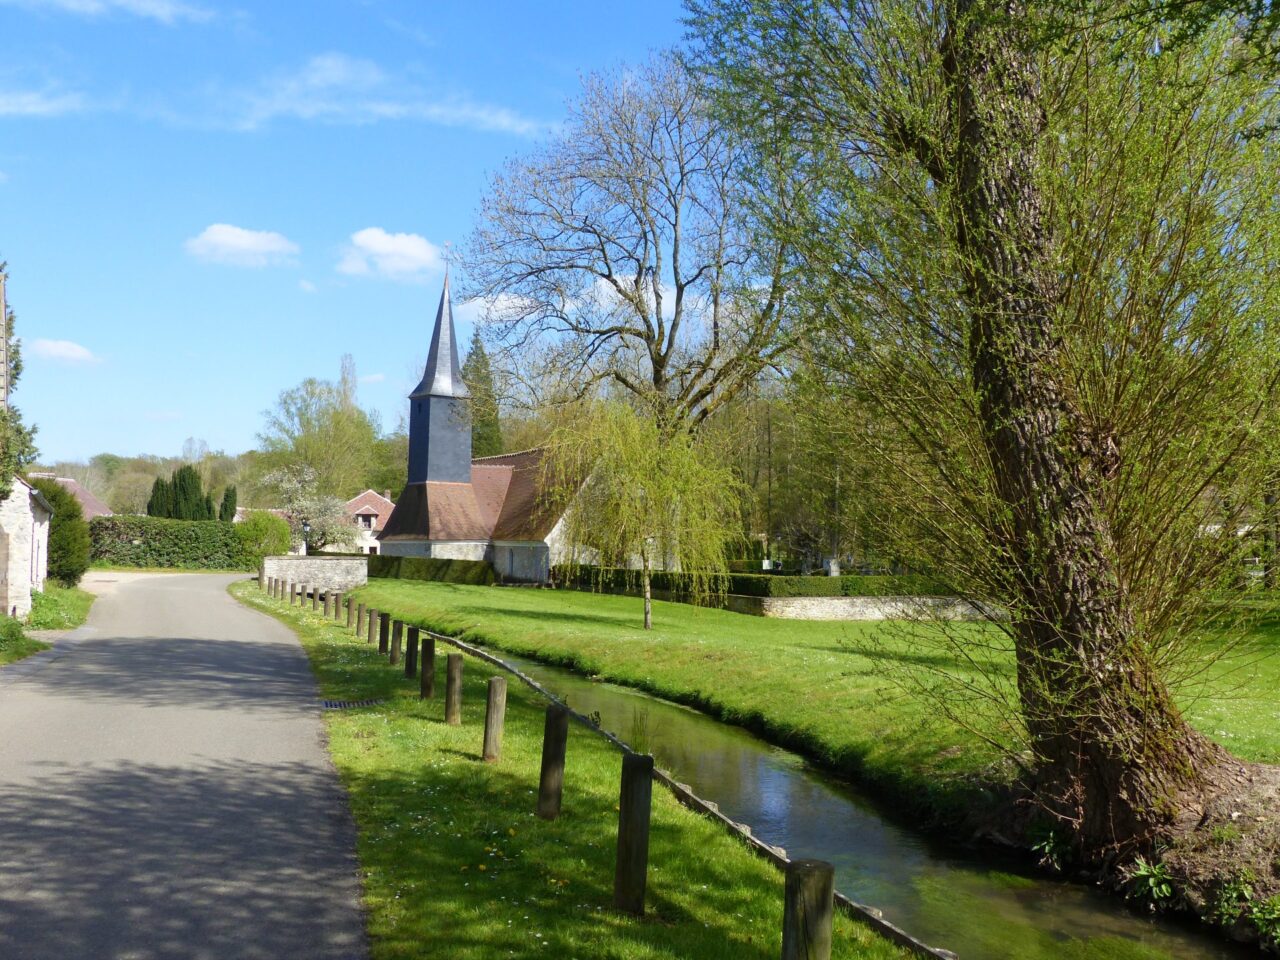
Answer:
top-left (0, 623), bottom-right (48, 666)
top-left (230, 580), bottom-right (908, 960)
top-left (28, 583), bottom-right (96, 630)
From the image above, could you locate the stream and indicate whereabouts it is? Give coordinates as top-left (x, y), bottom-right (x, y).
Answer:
top-left (488, 648), bottom-right (1257, 960)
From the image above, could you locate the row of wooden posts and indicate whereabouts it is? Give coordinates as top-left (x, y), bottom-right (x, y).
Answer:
top-left (259, 573), bottom-right (838, 960)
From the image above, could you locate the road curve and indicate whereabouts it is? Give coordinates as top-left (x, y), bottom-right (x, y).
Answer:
top-left (0, 572), bottom-right (368, 960)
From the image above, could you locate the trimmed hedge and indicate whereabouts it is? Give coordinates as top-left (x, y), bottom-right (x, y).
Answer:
top-left (90, 516), bottom-right (251, 570)
top-left (557, 566), bottom-right (952, 598)
top-left (369, 554), bottom-right (498, 586)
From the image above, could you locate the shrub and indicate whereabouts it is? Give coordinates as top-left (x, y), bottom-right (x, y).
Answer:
top-left (369, 555), bottom-right (497, 585)
top-left (29, 477), bottom-right (91, 586)
top-left (90, 516), bottom-right (250, 570)
top-left (0, 616), bottom-right (24, 648)
top-left (235, 511), bottom-right (291, 566)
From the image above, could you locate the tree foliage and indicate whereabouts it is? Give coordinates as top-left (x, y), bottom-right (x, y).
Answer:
top-left (462, 331), bottom-right (504, 458)
top-left (0, 263), bottom-right (40, 501)
top-left (29, 476), bottom-right (89, 586)
top-left (218, 485), bottom-right (237, 522)
top-left (261, 464), bottom-right (356, 552)
top-left (233, 509), bottom-right (291, 565)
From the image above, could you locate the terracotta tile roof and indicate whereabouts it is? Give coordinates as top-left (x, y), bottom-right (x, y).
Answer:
top-left (29, 474), bottom-right (113, 519)
top-left (343, 489), bottom-right (396, 532)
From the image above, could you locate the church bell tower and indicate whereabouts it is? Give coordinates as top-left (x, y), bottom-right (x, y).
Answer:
top-left (407, 272), bottom-right (471, 483)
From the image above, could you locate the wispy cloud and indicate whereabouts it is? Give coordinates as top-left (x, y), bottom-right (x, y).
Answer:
top-left (298, 279), bottom-right (316, 293)
top-left (32, 339), bottom-right (101, 364)
top-left (0, 0), bottom-right (214, 24)
top-left (338, 227), bottom-right (442, 281)
top-left (359, 372), bottom-right (386, 385)
top-left (185, 223), bottom-right (298, 268)
top-left (227, 53), bottom-right (548, 137)
top-left (0, 89), bottom-right (85, 117)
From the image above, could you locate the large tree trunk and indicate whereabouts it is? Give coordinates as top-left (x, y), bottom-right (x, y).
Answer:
top-left (950, 0), bottom-right (1223, 856)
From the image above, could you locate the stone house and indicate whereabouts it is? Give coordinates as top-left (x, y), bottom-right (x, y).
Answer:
top-left (0, 476), bottom-right (51, 617)
top-left (339, 489), bottom-right (395, 555)
top-left (377, 275), bottom-right (566, 581)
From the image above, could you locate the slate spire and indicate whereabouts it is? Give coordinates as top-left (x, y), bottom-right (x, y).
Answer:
top-left (411, 269), bottom-right (470, 399)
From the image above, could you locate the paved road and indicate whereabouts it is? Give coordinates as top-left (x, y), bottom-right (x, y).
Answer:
top-left (0, 572), bottom-right (367, 960)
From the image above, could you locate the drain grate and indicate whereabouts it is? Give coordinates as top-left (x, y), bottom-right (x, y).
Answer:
top-left (322, 698), bottom-right (385, 710)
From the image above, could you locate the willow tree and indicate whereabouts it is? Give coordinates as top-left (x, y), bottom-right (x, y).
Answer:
top-left (694, 2), bottom-right (1280, 859)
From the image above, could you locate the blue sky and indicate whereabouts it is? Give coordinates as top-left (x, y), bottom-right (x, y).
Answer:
top-left (0, 0), bottom-right (688, 463)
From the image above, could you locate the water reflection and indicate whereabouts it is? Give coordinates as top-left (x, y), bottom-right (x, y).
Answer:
top-left (498, 651), bottom-right (1253, 960)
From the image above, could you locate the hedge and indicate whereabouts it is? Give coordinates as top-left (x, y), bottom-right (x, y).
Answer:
top-left (556, 566), bottom-right (953, 598)
top-left (368, 555), bottom-right (498, 586)
top-left (90, 516), bottom-right (252, 570)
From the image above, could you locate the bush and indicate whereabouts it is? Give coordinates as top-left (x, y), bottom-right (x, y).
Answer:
top-left (27, 585), bottom-right (94, 630)
top-left (90, 516), bottom-right (251, 570)
top-left (369, 555), bottom-right (497, 586)
top-left (235, 511), bottom-right (292, 566)
top-left (29, 477), bottom-right (91, 586)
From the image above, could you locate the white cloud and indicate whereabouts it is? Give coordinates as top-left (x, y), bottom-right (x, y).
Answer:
top-left (230, 53), bottom-right (548, 137)
top-left (0, 0), bottom-right (213, 23)
top-left (359, 372), bottom-right (385, 384)
top-left (185, 223), bottom-right (299, 268)
top-left (0, 89), bottom-right (84, 117)
top-left (338, 227), bottom-right (442, 280)
top-left (298, 279), bottom-right (316, 293)
top-left (32, 339), bottom-right (101, 364)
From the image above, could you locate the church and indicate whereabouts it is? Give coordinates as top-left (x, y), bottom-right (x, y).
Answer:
top-left (377, 276), bottom-right (564, 582)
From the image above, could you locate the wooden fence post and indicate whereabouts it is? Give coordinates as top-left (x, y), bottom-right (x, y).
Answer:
top-left (267, 576), bottom-right (274, 596)
top-left (378, 613), bottom-right (391, 655)
top-left (289, 583), bottom-right (298, 606)
top-left (405, 627), bottom-right (419, 678)
top-left (260, 571), bottom-right (268, 591)
top-left (346, 597), bottom-right (356, 629)
top-left (781, 860), bottom-right (835, 960)
top-left (367, 609), bottom-right (379, 645)
top-left (445, 653), bottom-right (463, 725)
top-left (324, 591), bottom-right (334, 618)
top-left (614, 753), bottom-right (654, 916)
top-left (420, 634), bottom-right (436, 699)
top-left (356, 603), bottom-right (366, 636)
top-left (537, 703), bottom-right (571, 820)
top-left (311, 587), bottom-right (320, 613)
top-left (390, 620), bottom-right (403, 665)
top-left (333, 592), bottom-right (343, 620)
top-left (483, 677), bottom-right (507, 762)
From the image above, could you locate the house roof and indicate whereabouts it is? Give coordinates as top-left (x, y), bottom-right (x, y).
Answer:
top-left (28, 473), bottom-right (112, 519)
top-left (344, 489), bottom-right (396, 532)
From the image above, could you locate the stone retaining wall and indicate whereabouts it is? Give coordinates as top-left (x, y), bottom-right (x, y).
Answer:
top-left (724, 594), bottom-right (992, 621)
top-left (261, 555), bottom-right (367, 592)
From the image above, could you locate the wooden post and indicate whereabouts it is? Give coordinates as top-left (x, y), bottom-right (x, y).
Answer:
top-left (420, 633), bottom-right (436, 699)
top-left (781, 860), bottom-right (835, 960)
top-left (390, 620), bottom-right (403, 665)
top-left (483, 676), bottom-right (507, 762)
top-left (537, 703), bottom-right (571, 820)
top-left (405, 626), bottom-right (419, 678)
top-left (356, 603), bottom-right (366, 636)
top-left (289, 582), bottom-right (298, 606)
top-left (367, 609), bottom-right (379, 645)
top-left (267, 576), bottom-right (274, 595)
top-left (378, 613), bottom-right (391, 655)
top-left (260, 570), bottom-right (268, 590)
top-left (614, 753), bottom-right (654, 916)
top-left (311, 587), bottom-right (319, 612)
top-left (324, 591), bottom-right (333, 618)
top-left (333, 592), bottom-right (343, 620)
top-left (445, 654), bottom-right (463, 725)
top-left (346, 597), bottom-right (356, 629)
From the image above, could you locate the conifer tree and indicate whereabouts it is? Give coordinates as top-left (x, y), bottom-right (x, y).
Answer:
top-left (218, 485), bottom-right (237, 522)
top-left (146, 476), bottom-right (173, 517)
top-left (462, 331), bottom-right (503, 458)
top-left (171, 465), bottom-right (205, 520)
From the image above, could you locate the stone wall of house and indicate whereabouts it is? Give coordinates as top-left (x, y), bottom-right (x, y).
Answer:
top-left (261, 555), bottom-right (367, 592)
top-left (488, 542), bottom-right (550, 583)
top-left (379, 540), bottom-right (489, 561)
top-left (0, 480), bottom-right (46, 618)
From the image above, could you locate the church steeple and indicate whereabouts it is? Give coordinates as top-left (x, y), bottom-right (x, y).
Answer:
top-left (406, 273), bottom-right (472, 484)
top-left (411, 270), bottom-right (470, 400)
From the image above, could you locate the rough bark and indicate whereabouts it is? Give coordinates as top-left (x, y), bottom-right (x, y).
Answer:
top-left (950, 0), bottom-right (1223, 855)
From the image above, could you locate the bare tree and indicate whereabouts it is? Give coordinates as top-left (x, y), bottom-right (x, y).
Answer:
top-left (465, 52), bottom-right (793, 433)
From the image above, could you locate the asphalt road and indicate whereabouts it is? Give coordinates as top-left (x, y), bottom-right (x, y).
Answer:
top-left (0, 572), bottom-right (368, 960)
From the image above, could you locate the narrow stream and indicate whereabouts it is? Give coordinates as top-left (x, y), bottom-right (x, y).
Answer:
top-left (491, 649), bottom-right (1256, 960)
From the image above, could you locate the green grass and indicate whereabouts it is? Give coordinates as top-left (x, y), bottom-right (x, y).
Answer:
top-left (231, 581), bottom-right (908, 960)
top-left (27, 583), bottom-right (96, 630)
top-left (0, 627), bottom-right (48, 666)
top-left (349, 580), bottom-right (1280, 824)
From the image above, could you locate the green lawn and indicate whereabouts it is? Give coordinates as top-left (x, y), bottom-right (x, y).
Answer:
top-left (350, 580), bottom-right (1280, 822)
top-left (0, 628), bottom-right (48, 667)
top-left (28, 584), bottom-right (96, 630)
top-left (231, 580), bottom-right (908, 960)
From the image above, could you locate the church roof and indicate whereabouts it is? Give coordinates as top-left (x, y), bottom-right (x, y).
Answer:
top-left (410, 271), bottom-right (470, 400)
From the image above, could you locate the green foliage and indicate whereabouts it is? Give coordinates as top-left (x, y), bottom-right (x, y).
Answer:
top-left (218, 485), bottom-right (237, 522)
top-left (0, 264), bottom-right (41, 501)
top-left (558, 566), bottom-right (950, 598)
top-left (1210, 870), bottom-right (1256, 927)
top-left (0, 614), bottom-right (45, 667)
top-left (1125, 857), bottom-right (1174, 906)
top-left (1249, 895), bottom-right (1280, 947)
top-left (462, 331), bottom-right (503, 459)
top-left (234, 510), bottom-right (291, 566)
top-left (29, 476), bottom-right (90, 586)
top-left (89, 516), bottom-right (251, 570)
top-left (369, 554), bottom-right (497, 586)
top-left (27, 584), bottom-right (94, 630)
top-left (148, 465), bottom-right (216, 520)
top-left (1029, 825), bottom-right (1069, 872)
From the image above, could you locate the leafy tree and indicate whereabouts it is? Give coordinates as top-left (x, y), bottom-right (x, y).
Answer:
top-left (544, 399), bottom-right (746, 629)
top-left (462, 331), bottom-right (503, 458)
top-left (29, 477), bottom-right (90, 586)
top-left (234, 509), bottom-right (291, 565)
top-left (218, 485), bottom-right (237, 522)
top-left (0, 263), bottom-right (40, 500)
top-left (262, 464), bottom-right (356, 552)
top-left (694, 2), bottom-right (1280, 858)
top-left (366, 427), bottom-right (408, 498)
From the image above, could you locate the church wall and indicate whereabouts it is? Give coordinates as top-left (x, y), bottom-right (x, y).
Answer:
top-left (489, 541), bottom-right (550, 583)
top-left (379, 540), bottom-right (488, 562)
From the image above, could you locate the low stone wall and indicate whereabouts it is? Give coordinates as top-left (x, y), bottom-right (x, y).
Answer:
top-left (261, 555), bottom-right (367, 592)
top-left (725, 594), bottom-right (991, 621)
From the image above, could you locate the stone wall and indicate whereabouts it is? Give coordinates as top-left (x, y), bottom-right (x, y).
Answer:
top-left (725, 594), bottom-right (992, 621)
top-left (261, 555), bottom-right (368, 592)
top-left (0, 479), bottom-right (49, 619)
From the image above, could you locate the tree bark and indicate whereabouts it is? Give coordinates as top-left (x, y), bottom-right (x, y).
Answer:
top-left (642, 554), bottom-right (653, 631)
top-left (950, 0), bottom-right (1223, 856)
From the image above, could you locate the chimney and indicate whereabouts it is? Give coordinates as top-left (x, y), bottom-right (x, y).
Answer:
top-left (383, 489), bottom-right (391, 501)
